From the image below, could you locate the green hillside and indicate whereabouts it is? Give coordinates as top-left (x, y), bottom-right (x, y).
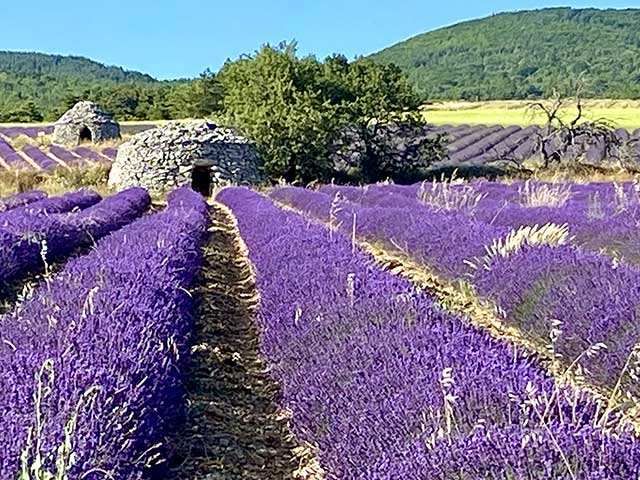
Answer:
top-left (0, 51), bottom-right (156, 82)
top-left (370, 7), bottom-right (640, 100)
top-left (0, 52), bottom-right (183, 122)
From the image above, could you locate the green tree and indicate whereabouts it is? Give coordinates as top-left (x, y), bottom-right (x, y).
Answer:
top-left (2, 100), bottom-right (43, 122)
top-left (319, 57), bottom-right (443, 182)
top-left (166, 70), bottom-right (224, 119)
top-left (218, 43), bottom-right (339, 183)
top-left (218, 43), bottom-right (445, 184)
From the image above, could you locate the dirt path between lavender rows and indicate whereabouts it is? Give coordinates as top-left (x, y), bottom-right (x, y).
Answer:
top-left (166, 202), bottom-right (323, 480)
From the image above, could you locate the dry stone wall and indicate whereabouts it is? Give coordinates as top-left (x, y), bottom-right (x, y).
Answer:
top-left (53, 101), bottom-right (120, 146)
top-left (108, 120), bottom-right (261, 193)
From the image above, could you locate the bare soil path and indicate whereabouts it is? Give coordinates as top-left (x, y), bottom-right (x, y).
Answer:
top-left (167, 203), bottom-right (322, 480)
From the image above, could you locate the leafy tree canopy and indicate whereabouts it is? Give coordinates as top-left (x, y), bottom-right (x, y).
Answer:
top-left (218, 42), bottom-right (444, 184)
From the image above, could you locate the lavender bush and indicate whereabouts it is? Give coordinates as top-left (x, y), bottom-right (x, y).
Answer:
top-left (0, 189), bottom-right (101, 221)
top-left (272, 183), bottom-right (640, 403)
top-left (21, 145), bottom-right (59, 171)
top-left (48, 145), bottom-right (85, 165)
top-left (0, 188), bottom-right (148, 287)
top-left (0, 187), bottom-right (209, 479)
top-left (74, 146), bottom-right (109, 163)
top-left (220, 187), bottom-right (640, 479)
top-left (0, 190), bottom-right (48, 212)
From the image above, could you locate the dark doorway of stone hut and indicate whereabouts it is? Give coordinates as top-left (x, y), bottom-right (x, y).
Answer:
top-left (192, 165), bottom-right (212, 196)
top-left (79, 126), bottom-right (92, 142)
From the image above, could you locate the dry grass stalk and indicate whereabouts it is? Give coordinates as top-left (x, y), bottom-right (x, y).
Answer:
top-left (519, 179), bottom-right (573, 207)
top-left (19, 360), bottom-right (101, 480)
top-left (478, 223), bottom-right (571, 269)
top-left (417, 173), bottom-right (486, 214)
top-left (587, 191), bottom-right (605, 219)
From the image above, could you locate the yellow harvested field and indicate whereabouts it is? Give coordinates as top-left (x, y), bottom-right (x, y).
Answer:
top-left (422, 99), bottom-right (640, 131)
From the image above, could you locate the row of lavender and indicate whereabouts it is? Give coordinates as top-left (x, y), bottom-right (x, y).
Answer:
top-left (0, 125), bottom-right (54, 139)
top-left (3, 123), bottom-right (640, 173)
top-left (429, 124), bottom-right (640, 168)
top-left (0, 188), bottom-right (149, 287)
top-left (219, 187), bottom-right (640, 479)
top-left (361, 180), bottom-right (640, 262)
top-left (0, 137), bottom-right (116, 171)
top-left (0, 188), bottom-right (210, 478)
top-left (272, 182), bottom-right (640, 409)
top-left (0, 190), bottom-right (48, 212)
top-left (0, 124), bottom-right (154, 139)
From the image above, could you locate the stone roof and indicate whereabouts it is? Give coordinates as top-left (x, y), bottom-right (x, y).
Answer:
top-left (108, 120), bottom-right (261, 193)
top-left (55, 101), bottom-right (116, 126)
top-left (123, 120), bottom-right (237, 148)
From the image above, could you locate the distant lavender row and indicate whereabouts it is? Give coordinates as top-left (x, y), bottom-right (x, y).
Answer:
top-left (0, 188), bottom-right (209, 478)
top-left (48, 144), bottom-right (84, 165)
top-left (102, 147), bottom-right (117, 159)
top-left (0, 141), bottom-right (117, 171)
top-left (0, 125), bottom-right (53, 139)
top-left (74, 146), bottom-right (111, 162)
top-left (0, 190), bottom-right (47, 212)
top-left (21, 145), bottom-right (59, 170)
top-left (428, 124), bottom-right (640, 168)
top-left (221, 187), bottom-right (640, 479)
top-left (0, 188), bottom-right (148, 288)
top-left (273, 185), bottom-right (640, 399)
top-left (0, 138), bottom-right (63, 170)
top-left (0, 137), bottom-right (29, 168)
top-left (0, 189), bottom-right (101, 221)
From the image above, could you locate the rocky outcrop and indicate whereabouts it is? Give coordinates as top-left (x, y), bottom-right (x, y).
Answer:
top-left (53, 101), bottom-right (120, 146)
top-left (330, 123), bottom-right (443, 180)
top-left (108, 120), bottom-right (261, 194)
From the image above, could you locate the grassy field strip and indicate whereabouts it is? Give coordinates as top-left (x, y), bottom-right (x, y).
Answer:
top-left (272, 197), bottom-right (640, 436)
top-left (422, 100), bottom-right (640, 130)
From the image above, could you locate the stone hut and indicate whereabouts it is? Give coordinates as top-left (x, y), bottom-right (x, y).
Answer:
top-left (53, 101), bottom-right (120, 146)
top-left (108, 120), bottom-right (261, 195)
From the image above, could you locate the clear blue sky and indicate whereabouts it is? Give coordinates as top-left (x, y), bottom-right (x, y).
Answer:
top-left (2, 1), bottom-right (637, 79)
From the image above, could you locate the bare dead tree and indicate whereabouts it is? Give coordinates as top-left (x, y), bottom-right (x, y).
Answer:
top-left (526, 79), bottom-right (622, 169)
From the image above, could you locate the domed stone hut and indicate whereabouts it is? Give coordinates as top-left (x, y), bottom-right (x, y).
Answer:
top-left (108, 120), bottom-right (261, 195)
top-left (53, 101), bottom-right (120, 146)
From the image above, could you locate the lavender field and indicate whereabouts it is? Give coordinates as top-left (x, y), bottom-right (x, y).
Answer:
top-left (3, 178), bottom-right (640, 479)
top-left (0, 187), bottom-right (209, 478)
top-left (0, 125), bottom-right (118, 172)
top-left (264, 179), bottom-right (640, 477)
top-left (1, 122), bottom-right (640, 174)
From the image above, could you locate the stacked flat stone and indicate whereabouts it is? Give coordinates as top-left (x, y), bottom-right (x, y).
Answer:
top-left (108, 120), bottom-right (262, 194)
top-left (331, 123), bottom-right (437, 176)
top-left (53, 101), bottom-right (121, 146)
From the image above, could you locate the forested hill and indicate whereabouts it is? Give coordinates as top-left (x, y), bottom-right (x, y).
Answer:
top-left (0, 51), bottom-right (155, 82)
top-left (0, 52), bottom-right (185, 122)
top-left (370, 7), bottom-right (640, 100)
